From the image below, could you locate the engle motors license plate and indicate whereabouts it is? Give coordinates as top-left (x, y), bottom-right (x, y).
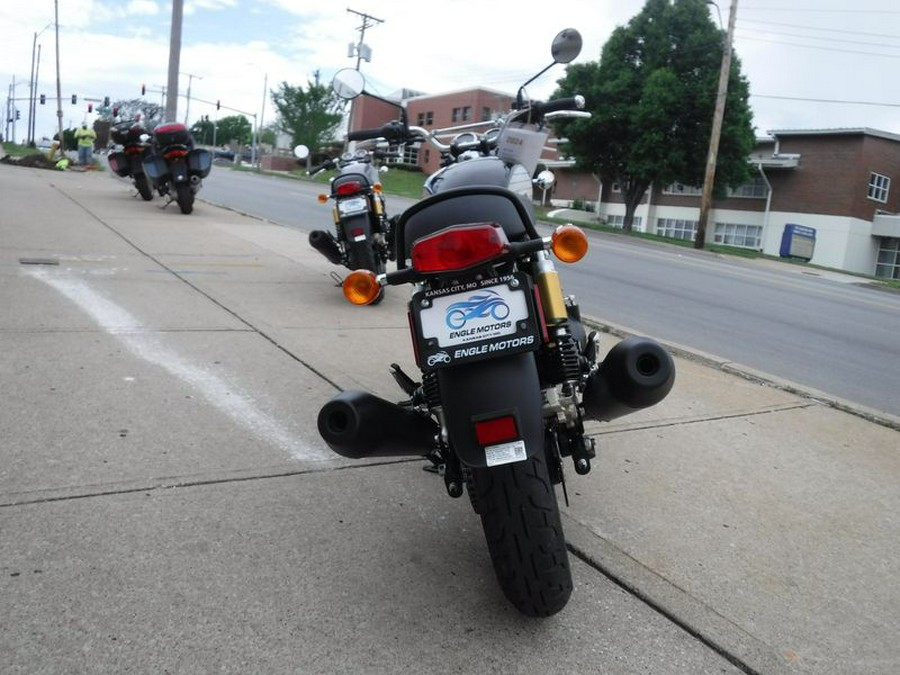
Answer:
top-left (412, 273), bottom-right (540, 369)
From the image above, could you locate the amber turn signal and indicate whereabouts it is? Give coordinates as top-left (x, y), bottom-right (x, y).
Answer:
top-left (551, 224), bottom-right (588, 263)
top-left (342, 269), bottom-right (381, 305)
top-left (317, 193), bottom-right (329, 204)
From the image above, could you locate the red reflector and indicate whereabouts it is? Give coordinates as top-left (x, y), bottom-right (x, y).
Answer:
top-left (336, 181), bottom-right (361, 195)
top-left (163, 149), bottom-right (189, 159)
top-left (412, 223), bottom-right (509, 273)
top-left (474, 415), bottom-right (518, 446)
top-left (350, 228), bottom-right (365, 238)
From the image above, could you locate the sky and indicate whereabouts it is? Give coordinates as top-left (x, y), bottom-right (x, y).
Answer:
top-left (3, 0), bottom-right (900, 145)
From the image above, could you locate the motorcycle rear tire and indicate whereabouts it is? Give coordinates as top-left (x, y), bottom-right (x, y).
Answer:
top-left (348, 239), bottom-right (385, 305)
top-left (134, 173), bottom-right (153, 201)
top-left (468, 452), bottom-right (573, 617)
top-left (175, 183), bottom-right (194, 214)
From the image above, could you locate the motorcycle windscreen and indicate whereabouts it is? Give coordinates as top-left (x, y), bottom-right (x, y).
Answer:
top-left (437, 352), bottom-right (543, 468)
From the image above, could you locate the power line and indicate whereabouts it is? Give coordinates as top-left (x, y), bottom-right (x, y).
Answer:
top-left (737, 34), bottom-right (900, 59)
top-left (752, 93), bottom-right (900, 108)
top-left (739, 18), bottom-right (900, 40)
top-left (736, 27), bottom-right (900, 51)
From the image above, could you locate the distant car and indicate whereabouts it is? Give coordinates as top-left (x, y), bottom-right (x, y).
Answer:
top-left (213, 149), bottom-right (235, 161)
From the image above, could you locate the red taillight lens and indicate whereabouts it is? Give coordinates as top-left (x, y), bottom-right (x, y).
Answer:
top-left (350, 227), bottom-right (365, 238)
top-left (474, 415), bottom-right (519, 446)
top-left (163, 149), bottom-right (189, 159)
top-left (412, 223), bottom-right (509, 273)
top-left (336, 181), bottom-right (361, 196)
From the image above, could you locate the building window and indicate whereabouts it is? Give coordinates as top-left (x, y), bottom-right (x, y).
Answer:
top-left (662, 182), bottom-right (703, 196)
top-left (868, 172), bottom-right (890, 203)
top-left (452, 106), bottom-right (472, 123)
top-left (875, 237), bottom-right (900, 279)
top-left (605, 215), bottom-right (642, 230)
top-left (657, 218), bottom-right (698, 241)
top-left (481, 106), bottom-right (491, 122)
top-left (714, 222), bottom-right (762, 249)
top-left (728, 176), bottom-right (769, 199)
top-left (417, 111), bottom-right (434, 126)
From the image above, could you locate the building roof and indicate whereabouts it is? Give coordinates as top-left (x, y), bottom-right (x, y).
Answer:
top-left (767, 127), bottom-right (900, 143)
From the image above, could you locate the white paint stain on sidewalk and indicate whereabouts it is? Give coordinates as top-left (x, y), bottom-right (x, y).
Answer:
top-left (27, 267), bottom-right (328, 462)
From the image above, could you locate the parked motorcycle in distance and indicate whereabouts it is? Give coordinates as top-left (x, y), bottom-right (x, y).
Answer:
top-left (107, 119), bottom-right (154, 201)
top-left (316, 29), bottom-right (676, 617)
top-left (297, 141), bottom-right (396, 304)
top-left (142, 123), bottom-right (212, 214)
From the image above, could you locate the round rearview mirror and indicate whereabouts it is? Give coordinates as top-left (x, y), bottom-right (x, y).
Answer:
top-left (332, 68), bottom-right (366, 100)
top-left (551, 28), bottom-right (582, 64)
top-left (535, 170), bottom-right (556, 190)
top-left (293, 144), bottom-right (310, 160)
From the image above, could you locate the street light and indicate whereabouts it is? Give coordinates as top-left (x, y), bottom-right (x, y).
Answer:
top-left (28, 22), bottom-right (54, 145)
top-left (695, 0), bottom-right (738, 250)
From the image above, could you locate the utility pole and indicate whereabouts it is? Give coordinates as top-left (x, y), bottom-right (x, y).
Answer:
top-left (183, 72), bottom-right (202, 125)
top-left (347, 8), bottom-right (383, 71)
top-left (695, 0), bottom-right (738, 250)
top-left (165, 0), bottom-right (183, 123)
top-left (54, 0), bottom-right (63, 152)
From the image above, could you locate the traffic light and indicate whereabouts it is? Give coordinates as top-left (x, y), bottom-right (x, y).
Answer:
top-left (216, 100), bottom-right (221, 110)
top-left (103, 96), bottom-right (110, 107)
top-left (39, 94), bottom-right (46, 105)
top-left (71, 94), bottom-right (77, 104)
top-left (112, 107), bottom-right (119, 116)
top-left (87, 103), bottom-right (93, 113)
top-left (141, 83), bottom-right (146, 95)
top-left (15, 109), bottom-right (20, 120)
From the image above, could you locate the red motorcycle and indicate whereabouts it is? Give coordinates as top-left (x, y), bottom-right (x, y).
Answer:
top-left (107, 119), bottom-right (154, 201)
top-left (142, 123), bottom-right (212, 214)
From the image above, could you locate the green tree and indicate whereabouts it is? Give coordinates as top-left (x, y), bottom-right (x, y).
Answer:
top-left (270, 79), bottom-right (343, 151)
top-left (214, 115), bottom-right (253, 146)
top-left (189, 117), bottom-right (216, 145)
top-left (553, 0), bottom-right (755, 232)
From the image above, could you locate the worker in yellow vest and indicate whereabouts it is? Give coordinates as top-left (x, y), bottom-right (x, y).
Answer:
top-left (74, 123), bottom-right (97, 167)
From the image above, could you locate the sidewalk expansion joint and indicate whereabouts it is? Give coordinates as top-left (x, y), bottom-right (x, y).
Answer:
top-left (587, 402), bottom-right (818, 436)
top-left (564, 518), bottom-right (793, 675)
top-left (0, 459), bottom-right (417, 509)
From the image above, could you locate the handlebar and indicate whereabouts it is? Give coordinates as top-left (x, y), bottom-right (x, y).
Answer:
top-left (345, 94), bottom-right (589, 155)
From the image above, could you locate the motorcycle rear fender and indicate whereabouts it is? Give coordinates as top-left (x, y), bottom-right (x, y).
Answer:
top-left (437, 352), bottom-right (544, 468)
top-left (339, 212), bottom-right (374, 244)
top-left (167, 157), bottom-right (189, 183)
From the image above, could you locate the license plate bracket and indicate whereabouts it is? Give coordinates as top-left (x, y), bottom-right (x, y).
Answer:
top-left (411, 273), bottom-right (540, 370)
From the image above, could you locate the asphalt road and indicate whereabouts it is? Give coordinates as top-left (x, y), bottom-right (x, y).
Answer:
top-left (200, 168), bottom-right (900, 418)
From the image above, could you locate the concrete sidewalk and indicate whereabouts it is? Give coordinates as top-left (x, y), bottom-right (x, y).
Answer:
top-left (2, 164), bottom-right (898, 675)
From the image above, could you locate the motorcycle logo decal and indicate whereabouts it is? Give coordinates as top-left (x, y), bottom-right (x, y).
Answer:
top-left (418, 279), bottom-right (531, 348)
top-left (445, 291), bottom-right (510, 329)
top-left (426, 351), bottom-right (452, 367)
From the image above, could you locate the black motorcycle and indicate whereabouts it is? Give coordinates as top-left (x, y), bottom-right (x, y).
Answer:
top-left (316, 29), bottom-right (676, 617)
top-left (107, 120), bottom-right (154, 201)
top-left (142, 123), bottom-right (212, 214)
top-left (299, 143), bottom-right (395, 304)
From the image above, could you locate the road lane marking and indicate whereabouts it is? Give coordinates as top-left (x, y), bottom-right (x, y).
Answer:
top-left (26, 267), bottom-right (328, 462)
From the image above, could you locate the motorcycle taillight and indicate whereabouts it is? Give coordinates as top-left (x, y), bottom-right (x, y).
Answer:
top-left (164, 149), bottom-right (189, 159)
top-left (336, 181), bottom-right (361, 196)
top-left (474, 415), bottom-right (519, 446)
top-left (412, 222), bottom-right (509, 273)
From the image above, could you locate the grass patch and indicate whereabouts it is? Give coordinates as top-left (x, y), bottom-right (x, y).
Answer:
top-left (2, 142), bottom-right (44, 158)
